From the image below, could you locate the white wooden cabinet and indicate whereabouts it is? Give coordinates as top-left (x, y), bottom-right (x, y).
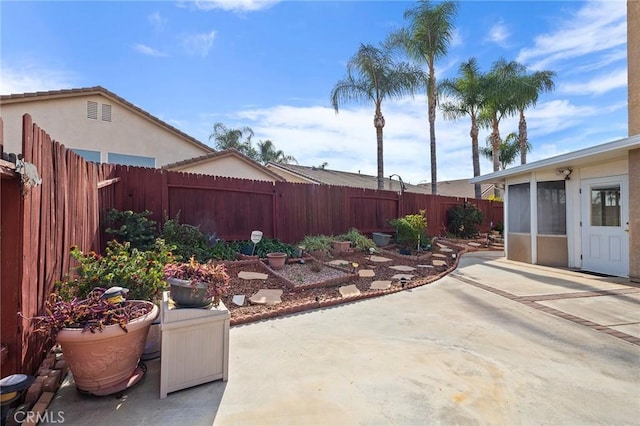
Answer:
top-left (159, 292), bottom-right (229, 399)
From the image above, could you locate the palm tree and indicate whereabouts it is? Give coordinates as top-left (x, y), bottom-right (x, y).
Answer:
top-left (208, 123), bottom-right (258, 160)
top-left (330, 43), bottom-right (424, 190)
top-left (387, 0), bottom-right (458, 194)
top-left (511, 68), bottom-right (555, 164)
top-left (439, 57), bottom-right (486, 199)
top-left (257, 140), bottom-right (297, 165)
top-left (480, 132), bottom-right (531, 170)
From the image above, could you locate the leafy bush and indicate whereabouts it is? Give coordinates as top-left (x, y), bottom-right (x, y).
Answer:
top-left (446, 202), bottom-right (484, 238)
top-left (252, 238), bottom-right (297, 258)
top-left (389, 211), bottom-right (430, 249)
top-left (159, 213), bottom-right (236, 262)
top-left (56, 239), bottom-right (175, 304)
top-left (299, 234), bottom-right (334, 252)
top-left (336, 228), bottom-right (376, 251)
top-left (103, 209), bottom-right (157, 251)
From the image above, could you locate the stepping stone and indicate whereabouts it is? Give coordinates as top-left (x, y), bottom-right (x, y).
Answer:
top-left (389, 265), bottom-right (416, 272)
top-left (232, 295), bottom-right (245, 306)
top-left (439, 248), bottom-right (453, 253)
top-left (368, 255), bottom-right (392, 263)
top-left (238, 271), bottom-right (269, 280)
top-left (391, 274), bottom-right (414, 280)
top-left (417, 264), bottom-right (434, 269)
top-left (370, 281), bottom-right (392, 290)
top-left (328, 259), bottom-right (350, 266)
top-left (339, 285), bottom-right (361, 298)
top-left (468, 242), bottom-right (482, 247)
top-left (433, 260), bottom-right (447, 267)
top-left (249, 289), bottom-right (283, 305)
top-left (437, 243), bottom-right (448, 249)
top-left (432, 253), bottom-right (447, 259)
top-left (358, 269), bottom-right (375, 278)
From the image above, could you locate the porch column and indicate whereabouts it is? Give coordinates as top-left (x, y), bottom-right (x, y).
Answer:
top-left (628, 1), bottom-right (639, 282)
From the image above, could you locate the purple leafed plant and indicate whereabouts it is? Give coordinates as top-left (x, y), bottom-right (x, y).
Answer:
top-left (163, 257), bottom-right (231, 301)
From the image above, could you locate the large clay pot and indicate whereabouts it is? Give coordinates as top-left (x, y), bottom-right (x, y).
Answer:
top-left (266, 252), bottom-right (287, 270)
top-left (56, 301), bottom-right (158, 394)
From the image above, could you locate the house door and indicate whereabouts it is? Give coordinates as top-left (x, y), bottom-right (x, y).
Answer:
top-left (580, 175), bottom-right (629, 276)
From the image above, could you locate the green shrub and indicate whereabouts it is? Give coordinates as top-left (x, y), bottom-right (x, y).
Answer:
top-left (336, 228), bottom-right (375, 251)
top-left (160, 213), bottom-right (211, 262)
top-left (389, 211), bottom-right (430, 249)
top-left (299, 234), bottom-right (334, 252)
top-left (253, 238), bottom-right (297, 258)
top-left (103, 209), bottom-right (157, 251)
top-left (446, 202), bottom-right (484, 238)
top-left (56, 239), bottom-right (175, 304)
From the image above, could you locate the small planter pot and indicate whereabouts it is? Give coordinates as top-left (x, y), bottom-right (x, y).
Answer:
top-left (332, 241), bottom-right (351, 253)
top-left (167, 277), bottom-right (212, 308)
top-left (266, 252), bottom-right (287, 270)
top-left (372, 232), bottom-right (392, 247)
top-left (56, 301), bottom-right (158, 394)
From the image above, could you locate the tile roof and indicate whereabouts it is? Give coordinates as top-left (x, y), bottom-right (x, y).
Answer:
top-left (0, 86), bottom-right (214, 154)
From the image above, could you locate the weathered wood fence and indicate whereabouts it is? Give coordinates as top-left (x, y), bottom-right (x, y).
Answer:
top-left (0, 114), bottom-right (502, 375)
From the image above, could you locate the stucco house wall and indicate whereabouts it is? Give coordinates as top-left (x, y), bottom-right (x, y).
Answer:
top-left (0, 87), bottom-right (212, 167)
top-left (168, 154), bottom-right (282, 182)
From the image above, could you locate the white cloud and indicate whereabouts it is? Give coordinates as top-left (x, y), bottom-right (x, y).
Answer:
top-left (180, 0), bottom-right (279, 12)
top-left (517, 0), bottom-right (626, 70)
top-left (133, 43), bottom-right (169, 57)
top-left (484, 21), bottom-right (510, 48)
top-left (182, 31), bottom-right (217, 57)
top-left (559, 68), bottom-right (627, 96)
top-left (0, 64), bottom-right (77, 95)
top-left (148, 11), bottom-right (167, 31)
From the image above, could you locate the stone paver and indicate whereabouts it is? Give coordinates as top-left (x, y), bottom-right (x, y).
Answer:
top-left (238, 271), bottom-right (269, 280)
top-left (389, 265), bottom-right (416, 272)
top-left (249, 289), bottom-right (283, 305)
top-left (391, 274), bottom-right (414, 280)
top-left (433, 260), bottom-right (447, 267)
top-left (432, 253), bottom-right (447, 259)
top-left (327, 259), bottom-right (350, 266)
top-left (358, 269), bottom-right (375, 278)
top-left (439, 248), bottom-right (453, 253)
top-left (417, 264), bottom-right (434, 268)
top-left (339, 284), bottom-right (361, 297)
top-left (370, 281), bottom-right (392, 290)
top-left (232, 295), bottom-right (245, 306)
top-left (468, 242), bottom-right (482, 247)
top-left (368, 255), bottom-right (392, 263)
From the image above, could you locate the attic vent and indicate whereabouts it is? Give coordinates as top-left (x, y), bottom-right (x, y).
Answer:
top-left (101, 104), bottom-right (112, 122)
top-left (87, 101), bottom-right (98, 119)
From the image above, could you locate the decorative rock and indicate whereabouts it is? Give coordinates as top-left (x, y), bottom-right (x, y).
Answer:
top-left (391, 274), bottom-right (414, 280)
top-left (368, 255), bottom-right (392, 263)
top-left (232, 295), bottom-right (246, 306)
top-left (433, 260), bottom-right (447, 267)
top-left (389, 265), bottom-right (416, 272)
top-left (238, 271), bottom-right (268, 280)
top-left (370, 281), bottom-right (392, 290)
top-left (327, 259), bottom-right (350, 266)
top-left (249, 289), bottom-right (283, 305)
top-left (432, 253), bottom-right (447, 258)
top-left (358, 269), bottom-right (375, 278)
top-left (339, 285), bottom-right (361, 298)
top-left (468, 242), bottom-right (482, 247)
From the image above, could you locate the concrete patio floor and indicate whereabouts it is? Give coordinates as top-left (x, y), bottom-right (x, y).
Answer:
top-left (44, 251), bottom-right (640, 425)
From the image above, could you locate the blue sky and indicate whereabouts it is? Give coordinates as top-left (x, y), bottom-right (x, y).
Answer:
top-left (0, 0), bottom-right (629, 185)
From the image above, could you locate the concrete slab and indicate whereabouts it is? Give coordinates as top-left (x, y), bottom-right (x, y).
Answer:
top-left (389, 265), bottom-right (416, 272)
top-left (249, 289), bottom-right (282, 305)
top-left (370, 281), bottom-right (392, 290)
top-left (339, 284), bottom-right (361, 297)
top-left (358, 269), bottom-right (375, 278)
top-left (238, 271), bottom-right (268, 280)
top-left (610, 323), bottom-right (640, 338)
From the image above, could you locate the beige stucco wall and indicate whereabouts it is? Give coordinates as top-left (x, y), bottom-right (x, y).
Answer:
top-left (265, 166), bottom-right (314, 184)
top-left (0, 94), bottom-right (209, 166)
top-left (507, 233), bottom-right (532, 263)
top-left (537, 236), bottom-right (568, 267)
top-left (629, 0), bottom-right (640, 136)
top-left (171, 156), bottom-right (279, 182)
top-left (629, 149), bottom-right (640, 281)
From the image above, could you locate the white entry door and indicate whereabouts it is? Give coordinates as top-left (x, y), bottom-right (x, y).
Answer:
top-left (580, 175), bottom-right (629, 276)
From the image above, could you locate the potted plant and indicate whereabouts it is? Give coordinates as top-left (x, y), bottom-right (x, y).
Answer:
top-left (27, 287), bottom-right (158, 395)
top-left (163, 257), bottom-right (230, 308)
top-left (266, 252), bottom-right (287, 270)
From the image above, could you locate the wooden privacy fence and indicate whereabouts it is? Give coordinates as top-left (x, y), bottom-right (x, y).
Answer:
top-left (1, 114), bottom-right (502, 376)
top-left (100, 166), bottom-right (503, 245)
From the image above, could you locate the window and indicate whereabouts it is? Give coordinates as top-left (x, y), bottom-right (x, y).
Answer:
top-left (107, 153), bottom-right (155, 167)
top-left (101, 104), bottom-right (112, 122)
top-left (508, 183), bottom-right (530, 233)
top-left (87, 101), bottom-right (98, 119)
top-left (71, 149), bottom-right (101, 163)
top-left (537, 181), bottom-right (566, 235)
top-left (590, 185), bottom-right (621, 227)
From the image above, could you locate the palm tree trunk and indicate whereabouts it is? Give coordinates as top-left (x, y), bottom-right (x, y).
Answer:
top-left (491, 118), bottom-right (501, 198)
top-left (428, 70), bottom-right (438, 195)
top-left (470, 116), bottom-right (481, 199)
top-left (518, 109), bottom-right (528, 164)
top-left (374, 111), bottom-right (386, 190)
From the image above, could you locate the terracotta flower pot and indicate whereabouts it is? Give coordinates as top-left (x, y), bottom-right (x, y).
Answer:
top-left (266, 252), bottom-right (287, 270)
top-left (332, 241), bottom-right (351, 253)
top-left (55, 301), bottom-right (158, 394)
